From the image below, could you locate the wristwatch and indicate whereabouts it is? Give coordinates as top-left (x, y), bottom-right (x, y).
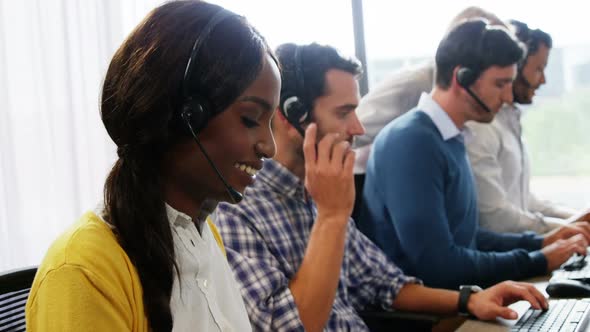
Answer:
top-left (458, 285), bottom-right (482, 317)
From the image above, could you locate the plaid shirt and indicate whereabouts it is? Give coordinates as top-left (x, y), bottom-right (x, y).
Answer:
top-left (215, 159), bottom-right (418, 331)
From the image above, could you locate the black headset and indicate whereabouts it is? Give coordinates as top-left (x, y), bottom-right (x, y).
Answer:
top-left (456, 20), bottom-right (489, 88)
top-left (510, 20), bottom-right (534, 71)
top-left (180, 8), bottom-right (237, 133)
top-left (179, 7), bottom-right (244, 204)
top-left (456, 22), bottom-right (493, 113)
top-left (509, 20), bottom-right (537, 88)
top-left (456, 66), bottom-right (479, 87)
top-left (279, 45), bottom-right (310, 136)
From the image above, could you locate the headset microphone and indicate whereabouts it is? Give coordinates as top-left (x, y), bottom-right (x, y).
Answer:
top-left (181, 110), bottom-right (243, 204)
top-left (456, 67), bottom-right (492, 113)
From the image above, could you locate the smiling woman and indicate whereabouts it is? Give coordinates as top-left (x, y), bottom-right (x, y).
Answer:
top-left (182, 59), bottom-right (279, 198)
top-left (24, 1), bottom-right (280, 331)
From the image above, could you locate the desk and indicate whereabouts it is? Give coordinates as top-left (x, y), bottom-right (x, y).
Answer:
top-left (456, 276), bottom-right (550, 331)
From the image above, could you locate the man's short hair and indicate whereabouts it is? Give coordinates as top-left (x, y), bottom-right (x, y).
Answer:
top-left (276, 43), bottom-right (362, 112)
top-left (435, 19), bottom-right (526, 89)
top-left (509, 19), bottom-right (552, 56)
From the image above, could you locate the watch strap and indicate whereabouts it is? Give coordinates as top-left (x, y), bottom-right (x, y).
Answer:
top-left (458, 285), bottom-right (481, 316)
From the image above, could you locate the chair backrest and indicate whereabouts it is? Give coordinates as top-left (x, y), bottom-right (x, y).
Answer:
top-left (352, 173), bottom-right (366, 224)
top-left (0, 267), bottom-right (37, 332)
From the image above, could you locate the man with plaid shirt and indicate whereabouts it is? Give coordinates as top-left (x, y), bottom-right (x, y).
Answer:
top-left (215, 42), bottom-right (547, 332)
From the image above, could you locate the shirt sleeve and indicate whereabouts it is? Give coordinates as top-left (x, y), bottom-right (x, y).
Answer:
top-left (355, 64), bottom-right (434, 148)
top-left (466, 122), bottom-right (560, 234)
top-left (345, 221), bottom-right (420, 311)
top-left (528, 192), bottom-right (577, 219)
top-left (26, 265), bottom-right (131, 332)
top-left (215, 203), bottom-right (305, 332)
top-left (373, 129), bottom-right (547, 289)
top-left (476, 228), bottom-right (543, 252)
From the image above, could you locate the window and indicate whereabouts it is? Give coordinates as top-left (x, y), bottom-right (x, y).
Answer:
top-left (363, 0), bottom-right (590, 209)
top-left (215, 0), bottom-right (355, 54)
top-left (0, 0), bottom-right (355, 271)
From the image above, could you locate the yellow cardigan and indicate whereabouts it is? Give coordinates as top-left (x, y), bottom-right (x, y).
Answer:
top-left (25, 211), bottom-right (226, 331)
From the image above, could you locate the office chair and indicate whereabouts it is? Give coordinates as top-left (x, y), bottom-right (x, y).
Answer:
top-left (352, 173), bottom-right (366, 224)
top-left (0, 266), bottom-right (37, 332)
top-left (352, 173), bottom-right (443, 331)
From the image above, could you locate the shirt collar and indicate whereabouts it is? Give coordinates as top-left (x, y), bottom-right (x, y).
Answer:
top-left (166, 203), bottom-right (193, 228)
top-left (493, 103), bottom-right (523, 135)
top-left (500, 103), bottom-right (522, 120)
top-left (257, 158), bottom-right (306, 200)
top-left (166, 200), bottom-right (216, 229)
top-left (418, 92), bottom-right (472, 143)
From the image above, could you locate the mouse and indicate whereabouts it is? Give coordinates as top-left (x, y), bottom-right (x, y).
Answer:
top-left (546, 279), bottom-right (590, 298)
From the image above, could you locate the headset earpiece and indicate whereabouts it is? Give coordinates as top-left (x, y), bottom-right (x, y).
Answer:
top-left (279, 45), bottom-right (309, 136)
top-left (181, 97), bottom-right (207, 133)
top-left (456, 66), bottom-right (492, 113)
top-left (281, 96), bottom-right (308, 136)
top-left (457, 67), bottom-right (478, 88)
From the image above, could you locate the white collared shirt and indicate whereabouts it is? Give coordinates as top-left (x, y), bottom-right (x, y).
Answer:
top-left (166, 203), bottom-right (252, 332)
top-left (417, 92), bottom-right (472, 143)
top-left (465, 104), bottom-right (574, 234)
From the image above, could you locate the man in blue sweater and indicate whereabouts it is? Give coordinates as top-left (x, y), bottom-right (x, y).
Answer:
top-left (359, 19), bottom-right (590, 290)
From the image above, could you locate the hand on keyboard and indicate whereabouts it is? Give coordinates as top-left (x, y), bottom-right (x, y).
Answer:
top-left (542, 234), bottom-right (589, 271)
top-left (468, 281), bottom-right (548, 321)
top-left (543, 222), bottom-right (590, 246)
top-left (512, 299), bottom-right (590, 332)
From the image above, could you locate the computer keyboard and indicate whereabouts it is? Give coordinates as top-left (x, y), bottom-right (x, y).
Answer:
top-left (511, 299), bottom-right (590, 332)
top-left (553, 254), bottom-right (590, 281)
top-left (563, 254), bottom-right (587, 271)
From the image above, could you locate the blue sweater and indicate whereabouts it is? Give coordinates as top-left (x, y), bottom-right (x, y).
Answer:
top-left (358, 110), bottom-right (547, 289)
